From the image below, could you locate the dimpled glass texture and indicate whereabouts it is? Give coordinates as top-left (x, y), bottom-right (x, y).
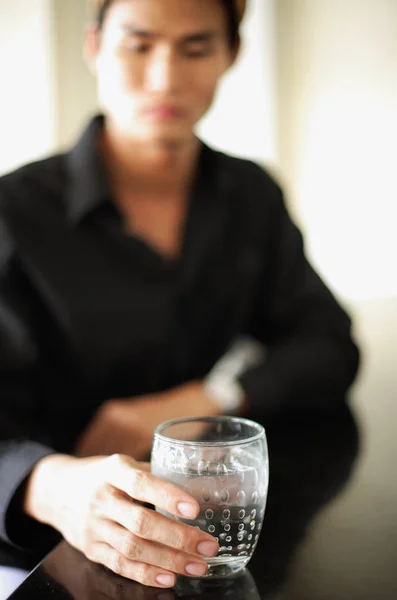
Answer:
top-left (151, 416), bottom-right (269, 578)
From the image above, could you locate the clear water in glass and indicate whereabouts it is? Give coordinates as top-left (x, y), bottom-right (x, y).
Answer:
top-left (151, 416), bottom-right (269, 578)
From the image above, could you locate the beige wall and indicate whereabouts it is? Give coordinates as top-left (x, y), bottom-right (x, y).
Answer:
top-left (0, 0), bottom-right (56, 175)
top-left (198, 0), bottom-right (277, 168)
top-left (275, 0), bottom-right (397, 301)
top-left (52, 0), bottom-right (98, 150)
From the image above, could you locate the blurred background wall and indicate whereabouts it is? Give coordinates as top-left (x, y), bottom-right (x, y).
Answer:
top-left (0, 0), bottom-right (396, 308)
top-left (0, 0), bottom-right (56, 174)
top-left (276, 0), bottom-right (397, 302)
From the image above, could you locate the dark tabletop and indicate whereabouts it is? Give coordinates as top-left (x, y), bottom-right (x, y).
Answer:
top-left (7, 299), bottom-right (397, 600)
top-left (7, 404), bottom-right (397, 600)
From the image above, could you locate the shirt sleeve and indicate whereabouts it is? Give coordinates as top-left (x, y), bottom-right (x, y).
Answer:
top-left (0, 214), bottom-right (58, 552)
top-left (238, 177), bottom-right (360, 414)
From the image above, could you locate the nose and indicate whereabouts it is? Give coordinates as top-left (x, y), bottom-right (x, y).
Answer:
top-left (145, 47), bottom-right (182, 94)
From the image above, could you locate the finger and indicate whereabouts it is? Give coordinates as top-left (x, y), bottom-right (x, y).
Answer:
top-left (101, 489), bottom-right (218, 558)
top-left (98, 520), bottom-right (209, 579)
top-left (88, 541), bottom-right (177, 588)
top-left (106, 455), bottom-right (200, 519)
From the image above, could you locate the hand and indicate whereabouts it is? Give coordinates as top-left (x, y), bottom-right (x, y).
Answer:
top-left (24, 453), bottom-right (219, 588)
top-left (75, 381), bottom-right (221, 460)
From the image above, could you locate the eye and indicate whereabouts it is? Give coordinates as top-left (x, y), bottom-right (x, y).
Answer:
top-left (184, 49), bottom-right (212, 58)
top-left (183, 44), bottom-right (213, 59)
top-left (121, 35), bottom-right (151, 53)
top-left (124, 43), bottom-right (150, 53)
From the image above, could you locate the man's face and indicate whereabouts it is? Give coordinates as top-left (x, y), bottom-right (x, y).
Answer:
top-left (89, 0), bottom-right (236, 144)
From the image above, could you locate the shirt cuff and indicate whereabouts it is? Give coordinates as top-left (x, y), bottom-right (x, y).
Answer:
top-left (0, 440), bottom-right (58, 549)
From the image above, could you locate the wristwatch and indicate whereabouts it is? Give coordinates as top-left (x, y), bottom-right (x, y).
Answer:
top-left (203, 337), bottom-right (266, 414)
top-left (203, 373), bottom-right (246, 414)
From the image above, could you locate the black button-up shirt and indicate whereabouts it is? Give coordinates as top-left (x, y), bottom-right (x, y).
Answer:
top-left (0, 116), bottom-right (359, 565)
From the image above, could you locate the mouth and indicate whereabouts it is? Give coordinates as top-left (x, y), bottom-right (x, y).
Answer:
top-left (143, 106), bottom-right (186, 120)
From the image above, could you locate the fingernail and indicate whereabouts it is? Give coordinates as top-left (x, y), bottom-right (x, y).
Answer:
top-left (156, 574), bottom-right (175, 587)
top-left (185, 563), bottom-right (208, 577)
top-left (197, 541), bottom-right (219, 557)
top-left (177, 502), bottom-right (197, 519)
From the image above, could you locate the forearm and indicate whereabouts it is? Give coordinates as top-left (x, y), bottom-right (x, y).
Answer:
top-left (239, 333), bottom-right (360, 414)
top-left (75, 382), bottom-right (222, 460)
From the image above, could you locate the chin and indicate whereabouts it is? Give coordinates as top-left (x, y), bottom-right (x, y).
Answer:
top-left (141, 124), bottom-right (194, 146)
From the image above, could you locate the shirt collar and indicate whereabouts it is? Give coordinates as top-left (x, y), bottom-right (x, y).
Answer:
top-left (65, 115), bottom-right (111, 224)
top-left (65, 114), bottom-right (225, 227)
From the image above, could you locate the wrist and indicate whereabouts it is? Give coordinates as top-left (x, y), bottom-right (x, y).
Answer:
top-left (203, 336), bottom-right (264, 414)
top-left (195, 382), bottom-right (224, 417)
top-left (24, 454), bottom-right (78, 528)
top-left (164, 381), bottom-right (223, 418)
top-left (203, 374), bottom-right (246, 415)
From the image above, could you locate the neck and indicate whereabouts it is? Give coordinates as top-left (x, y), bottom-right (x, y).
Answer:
top-left (100, 117), bottom-right (201, 196)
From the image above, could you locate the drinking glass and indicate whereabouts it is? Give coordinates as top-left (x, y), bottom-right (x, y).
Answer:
top-left (151, 416), bottom-right (269, 578)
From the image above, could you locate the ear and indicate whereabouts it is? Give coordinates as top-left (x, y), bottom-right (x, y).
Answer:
top-left (83, 24), bottom-right (102, 75)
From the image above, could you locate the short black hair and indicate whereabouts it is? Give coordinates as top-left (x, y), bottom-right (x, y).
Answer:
top-left (97, 0), bottom-right (240, 48)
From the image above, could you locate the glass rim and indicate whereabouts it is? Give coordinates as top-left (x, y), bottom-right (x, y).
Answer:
top-left (153, 415), bottom-right (265, 447)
